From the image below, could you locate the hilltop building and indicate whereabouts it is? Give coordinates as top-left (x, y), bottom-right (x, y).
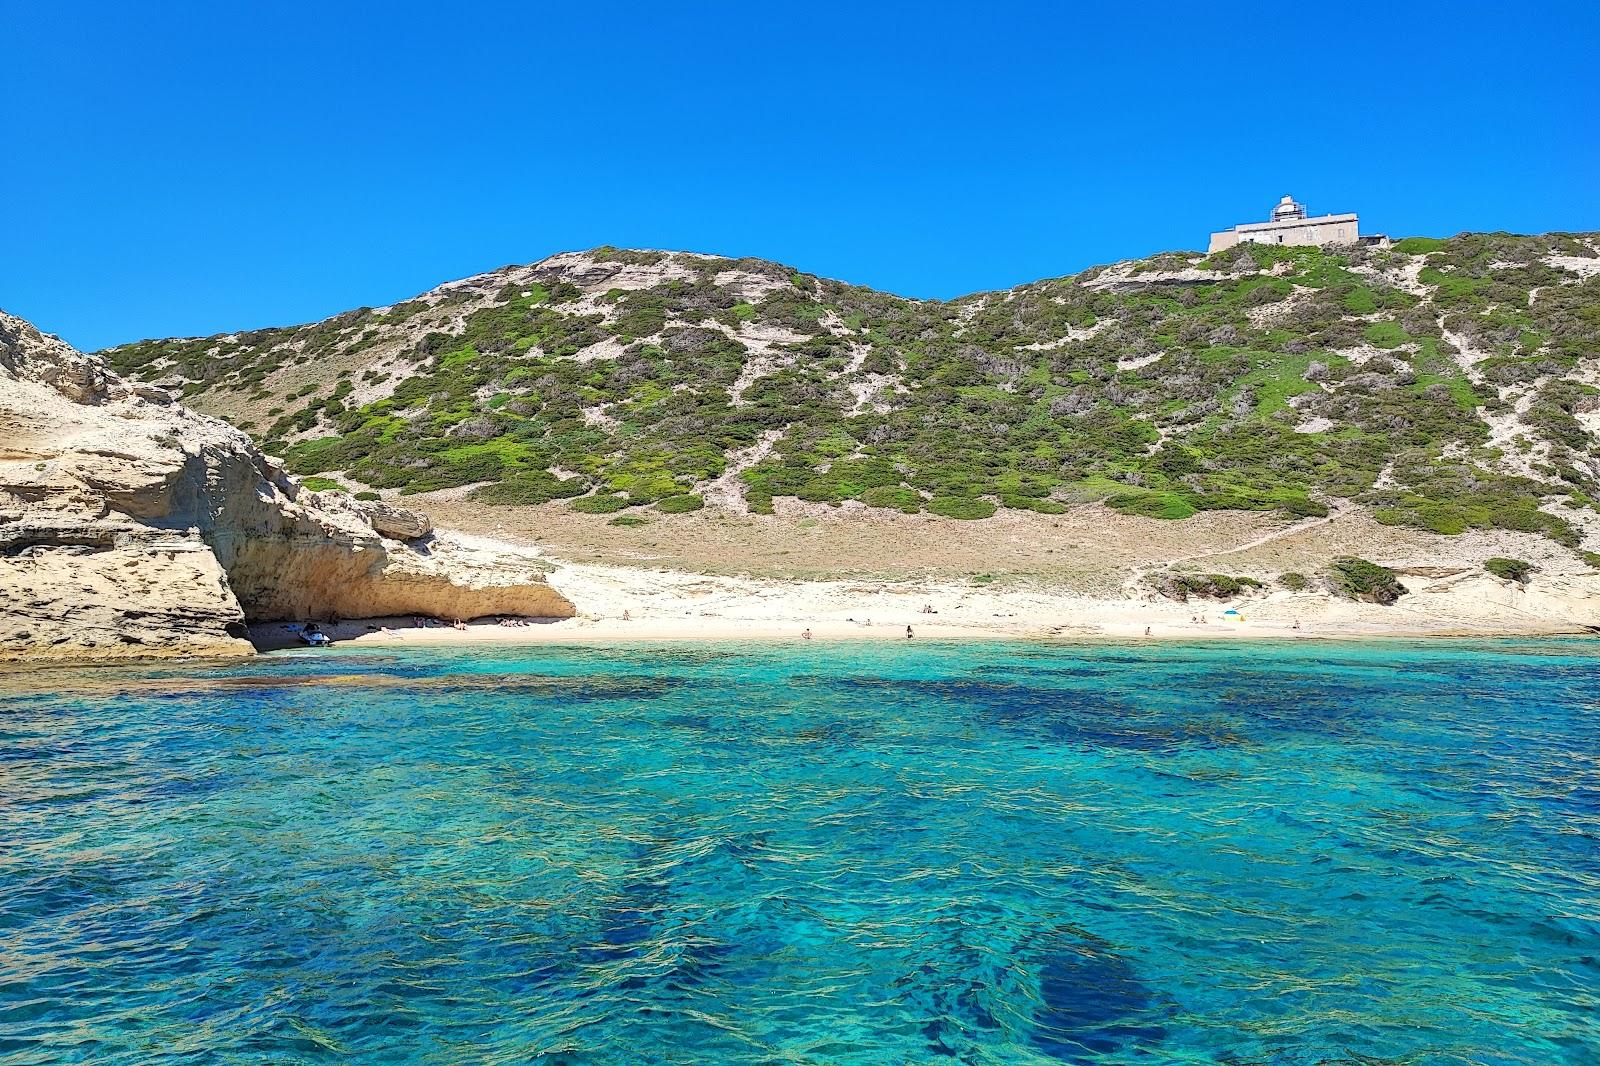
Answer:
top-left (1208, 195), bottom-right (1385, 253)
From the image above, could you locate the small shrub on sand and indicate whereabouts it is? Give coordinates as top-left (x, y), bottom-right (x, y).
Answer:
top-left (861, 485), bottom-right (922, 513)
top-left (1000, 493), bottom-right (1067, 514)
top-left (654, 494), bottom-right (705, 514)
top-left (1326, 557), bottom-right (1407, 604)
top-left (1157, 573), bottom-right (1262, 601)
top-left (928, 496), bottom-right (997, 520)
top-left (470, 473), bottom-right (587, 506)
top-left (571, 494), bottom-right (632, 514)
top-left (1484, 557), bottom-right (1533, 583)
top-left (1107, 492), bottom-right (1197, 520)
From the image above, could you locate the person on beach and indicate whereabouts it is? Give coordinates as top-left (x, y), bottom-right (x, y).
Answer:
top-left (1144, 626), bottom-right (1151, 636)
top-left (906, 625), bottom-right (914, 639)
top-left (802, 628), bottom-right (813, 639)
top-left (622, 610), bottom-right (631, 621)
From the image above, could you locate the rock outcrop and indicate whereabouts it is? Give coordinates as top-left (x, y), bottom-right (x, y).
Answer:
top-left (0, 311), bottom-right (574, 662)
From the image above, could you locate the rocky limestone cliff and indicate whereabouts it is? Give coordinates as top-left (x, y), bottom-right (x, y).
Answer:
top-left (0, 311), bottom-right (574, 662)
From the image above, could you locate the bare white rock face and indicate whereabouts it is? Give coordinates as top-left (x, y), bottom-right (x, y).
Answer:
top-left (0, 310), bottom-right (574, 662)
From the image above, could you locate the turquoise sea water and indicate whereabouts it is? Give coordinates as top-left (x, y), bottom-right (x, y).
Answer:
top-left (2, 639), bottom-right (1598, 1064)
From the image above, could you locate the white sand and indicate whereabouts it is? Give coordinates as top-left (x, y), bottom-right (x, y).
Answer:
top-left (250, 554), bottom-right (1600, 652)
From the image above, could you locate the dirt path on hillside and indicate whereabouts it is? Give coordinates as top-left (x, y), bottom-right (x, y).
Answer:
top-left (1120, 506), bottom-right (1347, 594)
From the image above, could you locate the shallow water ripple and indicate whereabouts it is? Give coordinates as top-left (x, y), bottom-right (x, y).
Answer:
top-left (2, 639), bottom-right (1599, 1064)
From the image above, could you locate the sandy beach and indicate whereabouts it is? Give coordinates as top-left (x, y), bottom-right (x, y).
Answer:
top-left (249, 538), bottom-right (1600, 653)
top-left (232, 502), bottom-right (1600, 652)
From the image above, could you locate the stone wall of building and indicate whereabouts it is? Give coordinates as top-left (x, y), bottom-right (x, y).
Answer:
top-left (1209, 213), bottom-right (1360, 253)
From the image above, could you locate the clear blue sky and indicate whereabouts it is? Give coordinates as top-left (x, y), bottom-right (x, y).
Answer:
top-left (4, 1), bottom-right (1597, 351)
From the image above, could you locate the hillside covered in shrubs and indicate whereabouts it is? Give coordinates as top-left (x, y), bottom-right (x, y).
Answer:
top-left (102, 233), bottom-right (1600, 553)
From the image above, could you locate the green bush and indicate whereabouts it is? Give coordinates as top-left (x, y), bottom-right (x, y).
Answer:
top-left (927, 496), bottom-right (997, 520)
top-left (1278, 496), bottom-right (1330, 518)
top-left (1366, 464), bottom-right (1576, 545)
top-left (609, 514), bottom-right (651, 527)
top-left (299, 476), bottom-right (345, 493)
top-left (1391, 236), bottom-right (1447, 255)
top-left (1157, 573), bottom-right (1262, 601)
top-left (1327, 556), bottom-right (1407, 604)
top-left (1484, 557), bottom-right (1533, 583)
top-left (470, 472), bottom-right (588, 506)
top-left (654, 493), bottom-right (705, 514)
top-left (861, 485), bottom-right (922, 513)
top-left (745, 488), bottom-right (775, 515)
top-left (354, 490), bottom-right (381, 501)
top-left (1107, 492), bottom-right (1197, 520)
top-left (1364, 321), bottom-right (1409, 349)
top-left (1278, 571), bottom-right (1310, 591)
top-left (282, 435), bottom-right (349, 474)
top-left (571, 494), bottom-right (633, 514)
